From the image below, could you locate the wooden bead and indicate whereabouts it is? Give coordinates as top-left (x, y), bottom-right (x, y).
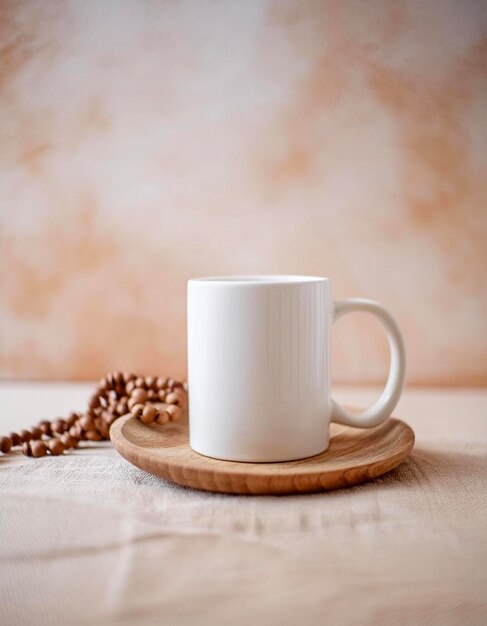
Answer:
top-left (156, 377), bottom-right (167, 390)
top-left (69, 425), bottom-right (83, 440)
top-left (67, 412), bottom-right (80, 427)
top-left (131, 404), bottom-right (144, 419)
top-left (0, 436), bottom-right (12, 454)
top-left (141, 406), bottom-right (158, 424)
top-left (166, 405), bottom-right (183, 422)
top-left (117, 398), bottom-right (128, 414)
top-left (88, 395), bottom-right (100, 410)
top-left (98, 421), bottom-right (110, 437)
top-left (51, 419), bottom-right (66, 434)
top-left (5, 372), bottom-right (183, 460)
top-left (165, 392), bottom-right (182, 406)
top-left (85, 429), bottom-right (102, 442)
top-left (30, 426), bottom-right (43, 440)
top-left (131, 388), bottom-right (148, 404)
top-left (145, 376), bottom-right (156, 389)
top-left (156, 411), bottom-right (170, 425)
top-left (125, 380), bottom-right (136, 395)
top-left (114, 383), bottom-right (126, 397)
top-left (31, 440), bottom-right (47, 458)
top-left (38, 420), bottom-right (52, 436)
top-left (60, 433), bottom-right (78, 449)
top-left (48, 439), bottom-right (65, 456)
top-left (178, 392), bottom-right (187, 409)
top-left (101, 411), bottom-right (116, 426)
top-left (20, 429), bottom-right (33, 443)
top-left (164, 392), bottom-right (176, 404)
top-left (9, 432), bottom-right (21, 446)
top-left (79, 415), bottom-right (95, 431)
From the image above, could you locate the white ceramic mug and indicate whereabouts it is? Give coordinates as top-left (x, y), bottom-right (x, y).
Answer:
top-left (187, 275), bottom-right (406, 462)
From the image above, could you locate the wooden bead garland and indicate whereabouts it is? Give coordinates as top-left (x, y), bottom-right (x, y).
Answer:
top-left (0, 372), bottom-right (187, 458)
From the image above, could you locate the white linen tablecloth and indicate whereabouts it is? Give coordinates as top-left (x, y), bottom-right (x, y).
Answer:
top-left (1, 383), bottom-right (486, 625)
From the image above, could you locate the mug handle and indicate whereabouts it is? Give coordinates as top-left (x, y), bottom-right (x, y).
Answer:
top-left (331, 298), bottom-right (406, 428)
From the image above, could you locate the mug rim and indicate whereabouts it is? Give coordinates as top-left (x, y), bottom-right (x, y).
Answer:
top-left (188, 274), bottom-right (329, 285)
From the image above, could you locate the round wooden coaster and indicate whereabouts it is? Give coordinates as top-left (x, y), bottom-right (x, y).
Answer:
top-left (110, 411), bottom-right (414, 495)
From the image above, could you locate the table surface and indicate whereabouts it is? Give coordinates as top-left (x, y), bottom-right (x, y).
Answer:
top-left (1, 383), bottom-right (486, 626)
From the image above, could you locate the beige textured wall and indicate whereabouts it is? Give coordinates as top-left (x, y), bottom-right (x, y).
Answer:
top-left (1, 0), bottom-right (487, 385)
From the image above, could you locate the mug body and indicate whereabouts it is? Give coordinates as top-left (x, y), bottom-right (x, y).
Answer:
top-left (187, 276), bottom-right (332, 462)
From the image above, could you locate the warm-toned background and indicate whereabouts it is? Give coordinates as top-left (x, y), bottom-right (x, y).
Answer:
top-left (1, 0), bottom-right (486, 385)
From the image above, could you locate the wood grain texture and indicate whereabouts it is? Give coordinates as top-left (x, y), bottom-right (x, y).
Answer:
top-left (110, 412), bottom-right (415, 495)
